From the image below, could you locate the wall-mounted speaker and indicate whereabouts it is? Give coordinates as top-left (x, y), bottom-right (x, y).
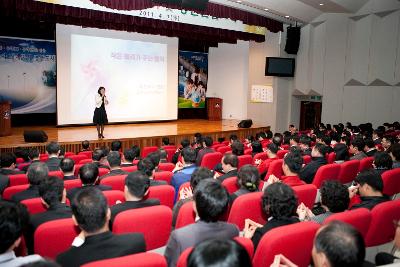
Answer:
top-left (284, 26), bottom-right (301, 55)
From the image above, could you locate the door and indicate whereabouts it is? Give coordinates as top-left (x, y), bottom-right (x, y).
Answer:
top-left (299, 101), bottom-right (322, 130)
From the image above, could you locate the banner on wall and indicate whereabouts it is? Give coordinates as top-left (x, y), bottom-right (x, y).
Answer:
top-left (178, 51), bottom-right (208, 108)
top-left (0, 37), bottom-right (56, 113)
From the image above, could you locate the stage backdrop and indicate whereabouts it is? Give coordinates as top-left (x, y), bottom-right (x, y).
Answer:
top-left (0, 36), bottom-right (56, 114)
top-left (178, 51), bottom-right (208, 108)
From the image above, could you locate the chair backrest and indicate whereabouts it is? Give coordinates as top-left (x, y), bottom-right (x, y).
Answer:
top-left (79, 158), bottom-right (93, 164)
top-left (323, 208), bottom-right (371, 238)
top-left (217, 146), bottom-right (232, 154)
top-left (253, 222), bottom-right (320, 267)
top-left (21, 198), bottom-right (46, 215)
top-left (81, 252), bottom-right (167, 267)
top-left (277, 150), bottom-right (288, 159)
top-left (164, 148), bottom-right (176, 163)
top-left (253, 152), bottom-right (268, 164)
top-left (64, 179), bottom-right (82, 190)
top-left (227, 192), bottom-right (265, 230)
top-left (113, 205), bottom-right (172, 250)
top-left (66, 154), bottom-right (88, 164)
top-left (40, 154), bottom-right (48, 162)
top-left (78, 151), bottom-right (92, 159)
top-left (303, 155), bottom-right (312, 165)
top-left (338, 160), bottom-right (360, 184)
top-left (100, 175), bottom-right (127, 191)
top-left (74, 163), bottom-right (83, 176)
top-left (211, 144), bottom-right (224, 150)
top-left (327, 152), bottom-right (336, 164)
top-left (99, 168), bottom-right (110, 177)
top-left (158, 163), bottom-right (175, 172)
top-left (142, 146), bottom-right (159, 158)
top-left (102, 190), bottom-right (126, 206)
top-left (265, 159), bottom-right (284, 178)
top-left (365, 199), bottom-right (400, 247)
top-left (312, 164), bottom-right (341, 189)
top-left (49, 171), bottom-right (64, 179)
top-left (237, 155), bottom-right (253, 169)
top-left (9, 174), bottom-right (29, 186)
top-left (244, 148), bottom-right (253, 155)
top-left (292, 184), bottom-right (318, 209)
top-left (154, 171), bottom-right (173, 185)
top-left (381, 168), bottom-right (400, 196)
top-left (200, 152), bottom-right (223, 170)
top-left (121, 166), bottom-right (138, 173)
top-left (175, 201), bottom-right (196, 229)
top-left (359, 156), bottom-right (374, 172)
top-left (3, 184), bottom-right (29, 200)
top-left (34, 218), bottom-right (79, 259)
top-left (162, 145), bottom-right (177, 150)
top-left (221, 177), bottom-right (239, 194)
top-left (176, 247), bottom-right (193, 267)
top-left (144, 185), bottom-right (175, 209)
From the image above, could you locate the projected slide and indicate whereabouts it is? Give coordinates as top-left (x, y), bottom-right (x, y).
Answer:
top-left (56, 24), bottom-right (178, 125)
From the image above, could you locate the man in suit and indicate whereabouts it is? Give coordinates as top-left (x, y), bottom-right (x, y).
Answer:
top-left (110, 140), bottom-right (122, 152)
top-left (195, 136), bottom-right (215, 166)
top-left (21, 148), bottom-right (41, 173)
top-left (0, 152), bottom-right (24, 176)
top-left (110, 171), bottom-right (159, 226)
top-left (217, 154), bottom-right (238, 182)
top-left (56, 187), bottom-right (146, 267)
top-left (164, 179), bottom-right (239, 267)
top-left (299, 136), bottom-right (312, 156)
top-left (12, 162), bottom-right (48, 202)
top-left (99, 152), bottom-right (127, 179)
top-left (137, 158), bottom-right (167, 187)
top-left (67, 163), bottom-right (112, 201)
top-left (92, 149), bottom-right (110, 170)
top-left (60, 158), bottom-right (76, 180)
top-left (299, 143), bottom-right (328, 184)
top-left (364, 138), bottom-right (378, 157)
top-left (44, 141), bottom-right (61, 172)
top-left (171, 148), bottom-right (197, 202)
top-left (349, 138), bottom-right (368, 160)
top-left (121, 148), bottom-right (136, 167)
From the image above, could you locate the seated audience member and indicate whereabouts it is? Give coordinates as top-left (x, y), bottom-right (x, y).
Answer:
top-left (299, 136), bottom-right (312, 156)
top-left (121, 148), bottom-right (136, 167)
top-left (110, 140), bottom-right (122, 152)
top-left (15, 148), bottom-right (30, 165)
top-left (229, 134), bottom-right (239, 145)
top-left (21, 148), bottom-right (41, 173)
top-left (297, 180), bottom-right (349, 224)
top-left (289, 135), bottom-right (300, 148)
top-left (58, 148), bottom-right (65, 159)
top-left (312, 221), bottom-right (366, 267)
top-left (110, 171), bottom-right (159, 225)
top-left (0, 201), bottom-right (42, 266)
top-left (192, 133), bottom-right (203, 153)
top-left (81, 140), bottom-right (90, 152)
top-left (349, 170), bottom-right (390, 210)
top-left (333, 143), bottom-right (349, 163)
top-left (272, 135), bottom-right (283, 149)
top-left (67, 163), bottom-right (112, 201)
top-left (364, 138), bottom-right (378, 157)
top-left (26, 177), bottom-right (72, 253)
top-left (45, 142), bottom-right (61, 172)
top-left (390, 143), bottom-right (400, 169)
top-left (171, 148), bottom-right (198, 201)
top-left (195, 136), bottom-right (215, 166)
top-left (56, 187), bottom-right (146, 267)
top-left (187, 239), bottom-right (251, 267)
top-left (372, 130), bottom-right (383, 145)
top-left (243, 183), bottom-right (299, 250)
top-left (231, 140), bottom-right (245, 156)
top-left (274, 151), bottom-right (305, 187)
top-left (131, 145), bottom-right (141, 161)
top-left (244, 135), bottom-right (254, 148)
top-left (0, 152), bottom-right (24, 176)
top-left (373, 151), bottom-right (392, 175)
top-left (147, 151), bottom-right (162, 171)
top-left (91, 149), bottom-right (110, 170)
top-left (251, 141), bottom-right (263, 157)
top-left (289, 124), bottom-right (297, 135)
top-left (137, 158), bottom-right (167, 187)
top-left (162, 137), bottom-right (170, 146)
top-left (12, 163), bottom-right (49, 202)
top-left (257, 143), bottom-right (279, 175)
top-left (172, 167), bottom-right (213, 228)
top-left (99, 151), bottom-right (127, 179)
top-left (382, 135), bottom-right (394, 151)
top-left (299, 143), bottom-right (327, 184)
top-left (164, 179), bottom-right (239, 267)
top-left (158, 148), bottom-right (168, 163)
top-left (340, 136), bottom-right (351, 147)
top-left (321, 136), bottom-right (334, 153)
top-left (256, 132), bottom-right (267, 142)
top-left (60, 158), bottom-right (76, 180)
top-left (375, 219), bottom-right (400, 266)
top-left (230, 164), bottom-right (260, 204)
top-left (217, 154), bottom-right (238, 182)
top-left (172, 139), bottom-right (190, 164)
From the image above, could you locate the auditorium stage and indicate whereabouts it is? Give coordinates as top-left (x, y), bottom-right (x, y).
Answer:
top-left (0, 120), bottom-right (269, 153)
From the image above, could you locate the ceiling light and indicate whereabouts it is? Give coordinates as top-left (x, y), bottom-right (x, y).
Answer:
top-left (264, 8), bottom-right (269, 11)
top-left (236, 0), bottom-right (242, 2)
top-left (285, 15), bottom-right (290, 18)
top-left (319, 3), bottom-right (324, 5)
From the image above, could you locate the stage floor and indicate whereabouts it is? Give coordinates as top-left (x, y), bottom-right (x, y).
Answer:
top-left (0, 119), bottom-right (269, 151)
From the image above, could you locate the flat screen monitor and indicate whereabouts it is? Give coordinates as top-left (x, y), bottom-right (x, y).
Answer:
top-left (265, 57), bottom-right (295, 77)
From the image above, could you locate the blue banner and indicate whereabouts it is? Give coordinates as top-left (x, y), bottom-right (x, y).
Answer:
top-left (178, 50), bottom-right (208, 108)
top-left (0, 37), bottom-right (56, 113)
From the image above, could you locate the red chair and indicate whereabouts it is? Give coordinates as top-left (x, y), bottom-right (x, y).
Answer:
top-left (102, 190), bottom-right (125, 206)
top-left (64, 179), bottom-right (82, 191)
top-left (144, 185), bottom-right (175, 209)
top-left (64, 152), bottom-right (75, 158)
top-left (338, 160), bottom-right (360, 184)
top-left (162, 145), bottom-right (177, 150)
top-left (74, 164), bottom-right (83, 176)
top-left (17, 162), bottom-right (30, 171)
top-left (211, 144), bottom-right (224, 150)
top-left (252, 222), bottom-right (320, 267)
top-left (217, 146), bottom-right (232, 154)
top-left (200, 152), bottom-right (223, 170)
top-left (253, 152), bottom-right (268, 164)
top-left (359, 157), bottom-right (374, 172)
top-left (244, 148), bottom-right (253, 155)
top-left (154, 171), bottom-right (173, 184)
top-left (221, 177), bottom-right (239, 194)
top-left (3, 184), bottom-right (29, 200)
top-left (277, 150), bottom-right (288, 159)
top-left (9, 174), bottom-right (28, 186)
top-left (34, 218), bottom-right (79, 259)
top-left (142, 146), bottom-right (158, 158)
top-left (381, 168), bottom-right (400, 197)
top-left (327, 152), bottom-right (336, 164)
top-left (121, 166), bottom-right (137, 173)
top-left (176, 247), bottom-right (193, 267)
top-left (66, 154), bottom-right (88, 164)
top-left (164, 148), bottom-right (176, 163)
top-left (281, 145), bottom-right (290, 150)
top-left (175, 201), bottom-right (196, 229)
top-left (265, 159), bottom-right (284, 179)
top-left (16, 158), bottom-right (25, 164)
top-left (99, 168), bottom-right (110, 177)
top-left (227, 192), bottom-right (265, 230)
top-left (39, 154), bottom-right (48, 162)
top-left (323, 208), bottom-right (371, 238)
top-left (78, 151), bottom-right (92, 159)
top-left (81, 252), bottom-right (167, 267)
top-left (100, 175), bottom-right (127, 191)
top-left (21, 198), bottom-right (46, 215)
top-left (292, 184), bottom-right (318, 209)
top-left (365, 199), bottom-right (400, 247)
top-left (312, 164), bottom-right (341, 189)
top-left (49, 171), bottom-right (64, 179)
top-left (158, 163), bottom-right (175, 172)
top-left (79, 159), bottom-right (93, 164)
top-left (238, 155), bottom-right (253, 169)
top-left (113, 205), bottom-right (172, 250)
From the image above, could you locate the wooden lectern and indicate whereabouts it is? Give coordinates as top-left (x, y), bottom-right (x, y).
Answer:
top-left (206, 97), bottom-right (222, 121)
top-left (0, 101), bottom-right (11, 137)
